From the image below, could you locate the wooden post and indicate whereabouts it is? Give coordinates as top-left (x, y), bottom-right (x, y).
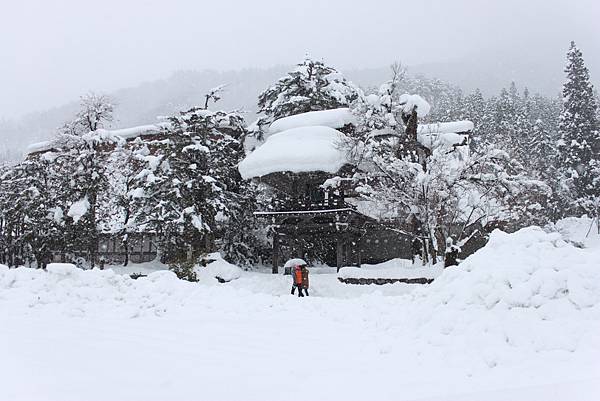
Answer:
top-left (272, 232), bottom-right (279, 274)
top-left (356, 236), bottom-right (362, 268)
top-left (344, 234), bottom-right (351, 267)
top-left (336, 235), bottom-right (343, 272)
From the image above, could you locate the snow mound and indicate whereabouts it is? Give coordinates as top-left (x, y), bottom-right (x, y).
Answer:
top-left (553, 216), bottom-right (600, 249)
top-left (0, 264), bottom-right (192, 318)
top-left (238, 126), bottom-right (350, 179)
top-left (198, 254), bottom-right (242, 283)
top-left (268, 108), bottom-right (356, 135)
top-left (413, 227), bottom-right (600, 310)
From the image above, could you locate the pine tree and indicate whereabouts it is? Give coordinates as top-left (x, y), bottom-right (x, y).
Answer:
top-left (257, 57), bottom-right (360, 121)
top-left (556, 41), bottom-right (600, 215)
top-left (513, 87), bottom-right (534, 166)
top-left (130, 105), bottom-right (258, 264)
top-left (463, 89), bottom-right (488, 150)
top-left (493, 87), bottom-right (519, 156)
top-left (58, 133), bottom-right (117, 267)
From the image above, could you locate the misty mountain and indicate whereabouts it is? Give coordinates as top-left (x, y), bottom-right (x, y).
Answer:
top-left (1, 52), bottom-right (597, 162)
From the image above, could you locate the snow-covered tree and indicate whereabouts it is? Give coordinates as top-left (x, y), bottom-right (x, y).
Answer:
top-left (461, 89), bottom-right (487, 150)
top-left (61, 93), bottom-right (114, 136)
top-left (130, 105), bottom-right (256, 264)
top-left (0, 153), bottom-right (66, 267)
top-left (555, 42), bottom-right (599, 217)
top-left (257, 57), bottom-right (360, 122)
top-left (344, 70), bottom-right (549, 265)
top-left (57, 133), bottom-right (119, 267)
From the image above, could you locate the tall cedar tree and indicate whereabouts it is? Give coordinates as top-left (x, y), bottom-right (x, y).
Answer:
top-left (556, 41), bottom-right (600, 215)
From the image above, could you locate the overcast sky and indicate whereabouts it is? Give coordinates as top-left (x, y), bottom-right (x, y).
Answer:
top-left (0, 0), bottom-right (598, 119)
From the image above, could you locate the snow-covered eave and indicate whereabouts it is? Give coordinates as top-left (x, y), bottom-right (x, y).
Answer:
top-left (25, 123), bottom-right (171, 155)
top-left (417, 132), bottom-right (469, 150)
top-left (96, 123), bottom-right (170, 140)
top-left (268, 108), bottom-right (356, 135)
top-left (417, 120), bottom-right (474, 135)
top-left (238, 126), bottom-right (352, 180)
top-left (26, 141), bottom-right (55, 155)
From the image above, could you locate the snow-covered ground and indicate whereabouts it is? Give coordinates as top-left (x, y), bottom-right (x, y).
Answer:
top-left (1, 219), bottom-right (600, 401)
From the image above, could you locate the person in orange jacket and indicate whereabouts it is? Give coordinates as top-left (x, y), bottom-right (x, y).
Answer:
top-left (290, 263), bottom-right (309, 297)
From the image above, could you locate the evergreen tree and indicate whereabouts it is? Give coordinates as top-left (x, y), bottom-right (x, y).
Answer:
top-left (556, 41), bottom-right (600, 215)
top-left (58, 133), bottom-right (117, 267)
top-left (463, 89), bottom-right (488, 150)
top-left (130, 106), bottom-right (257, 264)
top-left (257, 57), bottom-right (360, 122)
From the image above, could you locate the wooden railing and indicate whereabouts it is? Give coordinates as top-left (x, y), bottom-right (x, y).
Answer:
top-left (269, 195), bottom-right (348, 212)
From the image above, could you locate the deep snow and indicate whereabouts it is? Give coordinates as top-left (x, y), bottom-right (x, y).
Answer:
top-left (1, 221), bottom-right (599, 401)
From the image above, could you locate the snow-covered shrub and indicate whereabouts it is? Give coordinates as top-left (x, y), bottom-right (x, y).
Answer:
top-left (169, 258), bottom-right (198, 282)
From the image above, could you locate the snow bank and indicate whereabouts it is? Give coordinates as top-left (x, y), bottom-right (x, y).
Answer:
top-left (268, 108), bottom-right (356, 135)
top-left (553, 216), bottom-right (600, 249)
top-left (0, 264), bottom-right (191, 318)
top-left (238, 126), bottom-right (350, 179)
top-left (413, 227), bottom-right (600, 310)
top-left (338, 262), bottom-right (442, 280)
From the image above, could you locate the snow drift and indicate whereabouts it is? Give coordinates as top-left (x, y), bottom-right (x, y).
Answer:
top-left (413, 227), bottom-right (599, 310)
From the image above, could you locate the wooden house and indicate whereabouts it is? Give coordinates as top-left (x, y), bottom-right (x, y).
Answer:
top-left (239, 108), bottom-right (474, 273)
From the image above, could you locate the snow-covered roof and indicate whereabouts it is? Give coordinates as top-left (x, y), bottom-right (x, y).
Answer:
top-left (417, 121), bottom-right (474, 135)
top-left (238, 126), bottom-right (350, 179)
top-left (268, 108), bottom-right (356, 135)
top-left (25, 123), bottom-right (170, 155)
top-left (416, 120), bottom-right (473, 150)
top-left (26, 141), bottom-right (55, 154)
top-left (417, 132), bottom-right (468, 150)
top-left (96, 123), bottom-right (168, 140)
